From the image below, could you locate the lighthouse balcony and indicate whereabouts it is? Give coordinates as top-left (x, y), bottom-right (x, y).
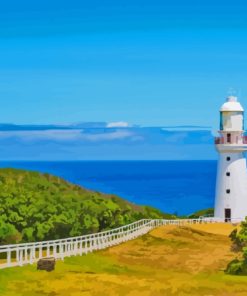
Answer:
top-left (215, 136), bottom-right (247, 152)
top-left (214, 136), bottom-right (247, 145)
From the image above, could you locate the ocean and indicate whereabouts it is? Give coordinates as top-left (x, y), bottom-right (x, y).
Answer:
top-left (0, 161), bottom-right (217, 215)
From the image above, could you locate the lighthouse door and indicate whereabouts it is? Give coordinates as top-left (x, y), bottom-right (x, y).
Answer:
top-left (225, 208), bottom-right (231, 222)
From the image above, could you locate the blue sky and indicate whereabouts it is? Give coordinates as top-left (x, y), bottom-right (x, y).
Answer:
top-left (0, 0), bottom-right (247, 128)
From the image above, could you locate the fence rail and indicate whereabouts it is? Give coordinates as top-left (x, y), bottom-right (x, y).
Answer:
top-left (0, 217), bottom-right (242, 269)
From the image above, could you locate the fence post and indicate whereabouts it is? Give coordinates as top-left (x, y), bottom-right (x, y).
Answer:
top-left (7, 248), bottom-right (11, 267)
top-left (39, 245), bottom-right (42, 259)
top-left (59, 243), bottom-right (64, 260)
top-left (19, 249), bottom-right (23, 266)
top-left (16, 247), bottom-right (19, 264)
top-left (47, 244), bottom-right (50, 257)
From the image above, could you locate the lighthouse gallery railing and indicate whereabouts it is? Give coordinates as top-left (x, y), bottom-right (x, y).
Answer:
top-left (215, 136), bottom-right (247, 145)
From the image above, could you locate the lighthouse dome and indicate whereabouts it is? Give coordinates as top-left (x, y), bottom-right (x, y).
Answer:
top-left (220, 96), bottom-right (244, 112)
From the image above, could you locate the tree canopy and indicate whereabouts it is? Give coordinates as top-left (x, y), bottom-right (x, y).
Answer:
top-left (0, 168), bottom-right (173, 244)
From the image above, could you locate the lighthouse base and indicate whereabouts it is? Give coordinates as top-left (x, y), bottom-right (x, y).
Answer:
top-left (214, 152), bottom-right (247, 221)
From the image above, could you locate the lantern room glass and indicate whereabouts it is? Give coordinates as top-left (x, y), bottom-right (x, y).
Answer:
top-left (220, 111), bottom-right (244, 131)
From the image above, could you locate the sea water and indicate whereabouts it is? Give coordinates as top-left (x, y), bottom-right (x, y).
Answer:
top-left (0, 161), bottom-right (217, 215)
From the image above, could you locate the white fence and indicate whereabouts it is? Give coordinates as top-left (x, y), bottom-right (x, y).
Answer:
top-left (0, 217), bottom-right (241, 269)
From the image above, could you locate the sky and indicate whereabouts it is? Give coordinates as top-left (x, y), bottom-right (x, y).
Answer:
top-left (1, 0), bottom-right (247, 129)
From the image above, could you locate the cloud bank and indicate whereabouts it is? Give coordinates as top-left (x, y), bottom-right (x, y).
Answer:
top-left (0, 129), bottom-right (134, 142)
top-left (106, 121), bottom-right (130, 128)
top-left (0, 123), bottom-right (216, 160)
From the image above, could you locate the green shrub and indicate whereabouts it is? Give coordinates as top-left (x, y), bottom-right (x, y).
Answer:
top-left (0, 220), bottom-right (21, 244)
top-left (226, 217), bottom-right (247, 275)
top-left (225, 259), bottom-right (244, 275)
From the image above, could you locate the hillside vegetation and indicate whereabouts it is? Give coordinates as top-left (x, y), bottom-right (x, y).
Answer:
top-left (0, 168), bottom-right (172, 244)
top-left (188, 208), bottom-right (214, 219)
top-left (1, 223), bottom-right (247, 296)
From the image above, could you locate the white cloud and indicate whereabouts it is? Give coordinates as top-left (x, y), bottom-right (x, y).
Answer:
top-left (0, 130), bottom-right (82, 141)
top-left (81, 130), bottom-right (133, 141)
top-left (0, 129), bottom-right (134, 142)
top-left (106, 121), bottom-right (130, 128)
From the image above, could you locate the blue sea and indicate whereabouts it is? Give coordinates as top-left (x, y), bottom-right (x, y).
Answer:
top-left (0, 161), bottom-right (217, 215)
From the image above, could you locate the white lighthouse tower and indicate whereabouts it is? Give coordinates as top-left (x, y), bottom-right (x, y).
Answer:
top-left (214, 96), bottom-right (247, 221)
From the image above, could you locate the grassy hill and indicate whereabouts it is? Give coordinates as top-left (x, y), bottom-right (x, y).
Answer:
top-left (0, 168), bottom-right (173, 244)
top-left (188, 208), bottom-right (214, 218)
top-left (1, 223), bottom-right (247, 296)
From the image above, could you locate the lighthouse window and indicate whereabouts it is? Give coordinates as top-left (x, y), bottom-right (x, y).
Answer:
top-left (220, 113), bottom-right (223, 130)
top-left (226, 156), bottom-right (231, 161)
top-left (227, 133), bottom-right (231, 143)
top-left (226, 189), bottom-right (230, 194)
top-left (226, 172), bottom-right (230, 176)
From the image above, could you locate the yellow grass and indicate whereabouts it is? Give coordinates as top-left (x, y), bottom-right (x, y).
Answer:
top-left (0, 223), bottom-right (247, 296)
top-left (188, 222), bottom-right (239, 236)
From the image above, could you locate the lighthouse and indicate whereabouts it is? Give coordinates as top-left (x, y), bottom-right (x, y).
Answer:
top-left (214, 96), bottom-right (247, 221)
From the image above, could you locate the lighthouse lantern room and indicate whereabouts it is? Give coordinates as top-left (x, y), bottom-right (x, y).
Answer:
top-left (214, 96), bottom-right (247, 221)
